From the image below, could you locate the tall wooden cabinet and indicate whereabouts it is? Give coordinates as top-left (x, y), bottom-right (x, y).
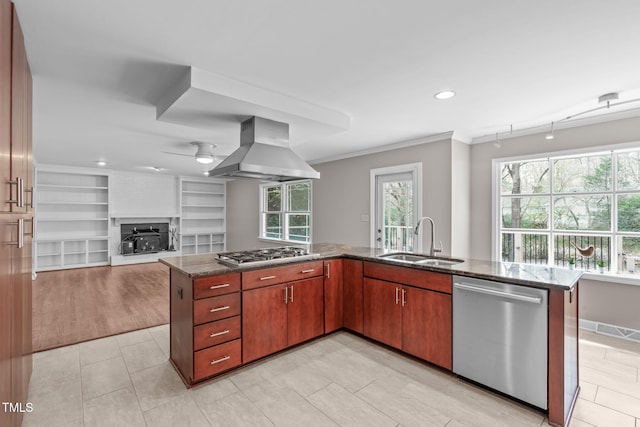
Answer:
top-left (1, 1), bottom-right (33, 426)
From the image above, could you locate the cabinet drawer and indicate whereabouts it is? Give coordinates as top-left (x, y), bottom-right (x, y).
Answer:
top-left (193, 339), bottom-right (242, 381)
top-left (363, 262), bottom-right (452, 294)
top-left (242, 260), bottom-right (323, 290)
top-left (193, 293), bottom-right (241, 325)
top-left (194, 316), bottom-right (241, 351)
top-left (194, 273), bottom-right (241, 299)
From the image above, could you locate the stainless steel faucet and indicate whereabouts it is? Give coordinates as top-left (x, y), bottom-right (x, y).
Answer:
top-left (414, 216), bottom-right (443, 256)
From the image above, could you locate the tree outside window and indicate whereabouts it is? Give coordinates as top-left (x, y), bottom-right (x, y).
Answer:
top-left (498, 149), bottom-right (640, 275)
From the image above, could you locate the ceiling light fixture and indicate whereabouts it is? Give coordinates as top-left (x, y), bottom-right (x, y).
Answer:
top-left (434, 90), bottom-right (456, 100)
top-left (481, 92), bottom-right (640, 144)
top-left (194, 142), bottom-right (217, 164)
top-left (203, 171), bottom-right (210, 176)
top-left (545, 122), bottom-right (555, 140)
top-left (97, 161), bottom-right (106, 167)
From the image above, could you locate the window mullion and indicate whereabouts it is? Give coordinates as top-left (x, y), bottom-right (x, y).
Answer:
top-left (548, 158), bottom-right (555, 266)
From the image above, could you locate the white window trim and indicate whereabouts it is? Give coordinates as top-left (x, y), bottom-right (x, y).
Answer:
top-left (491, 140), bottom-right (640, 286)
top-left (370, 162), bottom-right (423, 251)
top-left (258, 180), bottom-right (313, 245)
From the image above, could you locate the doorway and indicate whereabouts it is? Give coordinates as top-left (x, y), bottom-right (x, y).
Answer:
top-left (370, 163), bottom-right (422, 251)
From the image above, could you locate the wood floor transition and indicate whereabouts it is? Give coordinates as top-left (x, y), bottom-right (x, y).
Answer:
top-left (32, 262), bottom-right (169, 352)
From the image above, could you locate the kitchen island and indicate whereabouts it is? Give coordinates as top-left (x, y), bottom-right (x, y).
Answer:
top-left (161, 243), bottom-right (581, 427)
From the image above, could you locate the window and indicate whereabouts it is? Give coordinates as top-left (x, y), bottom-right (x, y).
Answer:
top-left (496, 148), bottom-right (640, 276)
top-left (260, 180), bottom-right (312, 243)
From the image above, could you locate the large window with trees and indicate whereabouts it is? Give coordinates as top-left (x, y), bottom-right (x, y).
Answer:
top-left (497, 148), bottom-right (640, 276)
top-left (260, 180), bottom-right (312, 243)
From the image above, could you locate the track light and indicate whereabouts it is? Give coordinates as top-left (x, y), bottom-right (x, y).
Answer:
top-left (545, 122), bottom-right (555, 140)
top-left (494, 133), bottom-right (501, 148)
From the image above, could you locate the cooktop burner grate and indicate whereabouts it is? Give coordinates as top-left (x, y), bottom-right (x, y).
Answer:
top-left (216, 246), bottom-right (318, 266)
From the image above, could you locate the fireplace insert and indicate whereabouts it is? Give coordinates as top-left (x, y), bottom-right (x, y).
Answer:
top-left (120, 223), bottom-right (169, 255)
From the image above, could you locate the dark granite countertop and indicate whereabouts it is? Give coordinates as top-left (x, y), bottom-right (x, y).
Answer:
top-left (160, 242), bottom-right (582, 291)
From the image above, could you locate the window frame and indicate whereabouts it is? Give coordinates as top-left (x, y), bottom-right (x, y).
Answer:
top-left (492, 142), bottom-right (640, 282)
top-left (259, 180), bottom-right (313, 244)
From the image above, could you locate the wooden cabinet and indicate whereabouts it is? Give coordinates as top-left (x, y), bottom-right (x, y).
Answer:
top-left (1, 2), bottom-right (33, 426)
top-left (243, 276), bottom-right (324, 363)
top-left (343, 259), bottom-right (364, 333)
top-left (242, 260), bottom-right (323, 290)
top-left (363, 278), bottom-right (402, 348)
top-left (169, 270), bottom-right (242, 385)
top-left (287, 277), bottom-right (324, 346)
top-left (242, 284), bottom-right (288, 362)
top-left (363, 262), bottom-right (452, 369)
top-left (401, 286), bottom-right (451, 368)
top-left (323, 259), bottom-right (343, 333)
top-left (0, 0), bottom-right (12, 213)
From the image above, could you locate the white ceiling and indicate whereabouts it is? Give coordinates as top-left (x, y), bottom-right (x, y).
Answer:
top-left (14, 0), bottom-right (640, 177)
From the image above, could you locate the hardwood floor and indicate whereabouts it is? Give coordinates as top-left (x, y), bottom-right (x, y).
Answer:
top-left (32, 262), bottom-right (169, 352)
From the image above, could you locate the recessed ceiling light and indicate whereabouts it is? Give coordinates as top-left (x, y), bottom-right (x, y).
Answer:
top-left (97, 161), bottom-right (106, 167)
top-left (203, 171), bottom-right (210, 176)
top-left (434, 90), bottom-right (456, 100)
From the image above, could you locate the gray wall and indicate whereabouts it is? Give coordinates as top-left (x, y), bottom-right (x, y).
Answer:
top-left (469, 115), bottom-right (640, 330)
top-left (313, 138), bottom-right (455, 252)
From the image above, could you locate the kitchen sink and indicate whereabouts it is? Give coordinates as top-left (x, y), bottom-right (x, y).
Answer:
top-left (377, 252), bottom-right (432, 262)
top-left (416, 258), bottom-right (464, 266)
top-left (377, 252), bottom-right (464, 266)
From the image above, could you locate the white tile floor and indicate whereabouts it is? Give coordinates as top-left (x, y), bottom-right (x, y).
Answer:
top-left (22, 326), bottom-right (640, 427)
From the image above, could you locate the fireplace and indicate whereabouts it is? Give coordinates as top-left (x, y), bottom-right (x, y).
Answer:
top-left (120, 223), bottom-right (169, 255)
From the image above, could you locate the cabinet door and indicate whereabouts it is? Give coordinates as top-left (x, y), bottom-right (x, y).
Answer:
top-left (0, 215), bottom-right (14, 427)
top-left (288, 277), bottom-right (324, 346)
top-left (343, 259), bottom-right (363, 333)
top-left (0, 0), bottom-right (12, 213)
top-left (402, 287), bottom-right (452, 369)
top-left (10, 8), bottom-right (26, 213)
top-left (242, 285), bottom-right (288, 363)
top-left (323, 259), bottom-right (343, 333)
top-left (363, 278), bottom-right (402, 349)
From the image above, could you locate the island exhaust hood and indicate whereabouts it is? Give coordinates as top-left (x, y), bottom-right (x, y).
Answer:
top-left (208, 116), bottom-right (320, 181)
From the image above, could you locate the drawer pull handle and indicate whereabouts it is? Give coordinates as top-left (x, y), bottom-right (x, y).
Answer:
top-left (210, 355), bottom-right (231, 365)
top-left (209, 283), bottom-right (231, 290)
top-left (260, 275), bottom-right (276, 281)
top-left (209, 329), bottom-right (230, 338)
top-left (300, 269), bottom-right (315, 274)
top-left (209, 306), bottom-right (230, 313)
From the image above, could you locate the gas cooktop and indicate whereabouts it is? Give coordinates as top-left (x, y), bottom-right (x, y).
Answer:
top-left (216, 246), bottom-right (319, 267)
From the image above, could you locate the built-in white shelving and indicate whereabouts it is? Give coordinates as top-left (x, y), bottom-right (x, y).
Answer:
top-left (180, 178), bottom-right (226, 255)
top-left (35, 169), bottom-right (110, 271)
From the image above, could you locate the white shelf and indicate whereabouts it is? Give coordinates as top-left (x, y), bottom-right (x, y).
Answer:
top-left (180, 178), bottom-right (226, 254)
top-left (35, 169), bottom-right (111, 272)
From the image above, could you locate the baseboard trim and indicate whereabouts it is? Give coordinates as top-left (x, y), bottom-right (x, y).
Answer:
top-left (579, 319), bottom-right (640, 343)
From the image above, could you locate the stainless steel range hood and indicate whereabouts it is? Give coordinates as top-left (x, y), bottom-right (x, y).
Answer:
top-left (209, 116), bottom-right (320, 181)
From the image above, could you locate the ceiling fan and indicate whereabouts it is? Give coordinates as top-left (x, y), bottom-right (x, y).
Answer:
top-left (162, 141), bottom-right (225, 165)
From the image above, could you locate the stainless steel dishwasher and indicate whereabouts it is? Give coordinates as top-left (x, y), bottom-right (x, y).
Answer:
top-left (452, 275), bottom-right (548, 409)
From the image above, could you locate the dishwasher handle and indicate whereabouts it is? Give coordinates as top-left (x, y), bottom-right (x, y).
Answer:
top-left (454, 282), bottom-right (542, 304)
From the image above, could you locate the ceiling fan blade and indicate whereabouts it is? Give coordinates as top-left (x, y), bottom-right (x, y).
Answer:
top-left (162, 151), bottom-right (194, 157)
